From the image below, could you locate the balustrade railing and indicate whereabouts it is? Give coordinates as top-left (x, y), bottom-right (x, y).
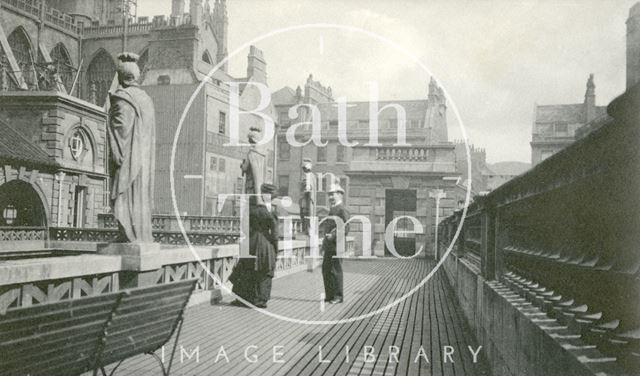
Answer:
top-left (437, 84), bottom-right (640, 372)
top-left (1, 0), bottom-right (82, 34)
top-left (375, 146), bottom-right (433, 161)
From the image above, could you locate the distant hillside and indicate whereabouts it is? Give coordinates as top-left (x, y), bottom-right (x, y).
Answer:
top-left (487, 161), bottom-right (531, 176)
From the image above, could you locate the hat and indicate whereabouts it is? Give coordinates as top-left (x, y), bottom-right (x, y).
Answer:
top-left (116, 52), bottom-right (140, 86)
top-left (248, 125), bottom-right (261, 144)
top-left (302, 157), bottom-right (312, 171)
top-left (260, 183), bottom-right (278, 197)
top-left (327, 183), bottom-right (345, 195)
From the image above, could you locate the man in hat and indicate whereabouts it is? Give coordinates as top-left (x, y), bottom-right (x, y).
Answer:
top-left (107, 52), bottom-right (155, 242)
top-left (321, 182), bottom-right (349, 304)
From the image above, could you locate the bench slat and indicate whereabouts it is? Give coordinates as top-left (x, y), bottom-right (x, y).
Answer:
top-left (107, 305), bottom-right (184, 334)
top-left (0, 309), bottom-right (114, 342)
top-left (0, 295), bottom-right (121, 332)
top-left (101, 327), bottom-right (176, 366)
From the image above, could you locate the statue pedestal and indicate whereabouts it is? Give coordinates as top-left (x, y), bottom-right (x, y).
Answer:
top-left (97, 242), bottom-right (163, 288)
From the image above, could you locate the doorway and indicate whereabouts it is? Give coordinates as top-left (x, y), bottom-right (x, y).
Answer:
top-left (385, 189), bottom-right (417, 257)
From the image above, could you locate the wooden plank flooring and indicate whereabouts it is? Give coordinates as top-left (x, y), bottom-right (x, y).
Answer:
top-left (108, 258), bottom-right (491, 376)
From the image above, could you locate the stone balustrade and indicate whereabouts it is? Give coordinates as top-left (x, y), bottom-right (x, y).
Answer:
top-left (437, 84), bottom-right (640, 375)
top-left (1, 0), bottom-right (82, 35)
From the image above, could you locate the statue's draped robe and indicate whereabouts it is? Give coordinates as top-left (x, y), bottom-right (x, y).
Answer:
top-left (108, 85), bottom-right (156, 242)
top-left (241, 146), bottom-right (265, 203)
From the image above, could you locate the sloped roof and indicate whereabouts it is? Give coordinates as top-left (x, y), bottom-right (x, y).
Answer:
top-left (535, 103), bottom-right (607, 124)
top-left (272, 87), bottom-right (297, 106)
top-left (487, 161), bottom-right (531, 176)
top-left (0, 120), bottom-right (59, 169)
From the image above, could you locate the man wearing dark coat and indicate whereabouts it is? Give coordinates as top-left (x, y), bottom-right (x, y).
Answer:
top-left (108, 53), bottom-right (155, 243)
top-left (321, 182), bottom-right (349, 304)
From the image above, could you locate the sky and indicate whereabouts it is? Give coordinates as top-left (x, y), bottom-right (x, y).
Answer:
top-left (137, 0), bottom-right (636, 163)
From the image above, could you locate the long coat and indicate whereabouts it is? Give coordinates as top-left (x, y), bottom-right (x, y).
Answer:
top-left (108, 84), bottom-right (155, 242)
top-left (251, 205), bottom-right (279, 277)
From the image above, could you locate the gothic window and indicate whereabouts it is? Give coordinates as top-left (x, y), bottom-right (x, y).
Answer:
top-left (86, 49), bottom-right (116, 106)
top-left (7, 27), bottom-right (35, 87)
top-left (50, 43), bottom-right (74, 92)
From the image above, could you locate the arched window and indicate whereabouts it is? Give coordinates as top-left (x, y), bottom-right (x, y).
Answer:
top-left (86, 49), bottom-right (115, 106)
top-left (7, 27), bottom-right (35, 88)
top-left (50, 43), bottom-right (74, 92)
top-left (202, 50), bottom-right (212, 64)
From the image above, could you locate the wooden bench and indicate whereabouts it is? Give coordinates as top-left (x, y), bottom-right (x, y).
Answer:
top-left (0, 278), bottom-right (198, 376)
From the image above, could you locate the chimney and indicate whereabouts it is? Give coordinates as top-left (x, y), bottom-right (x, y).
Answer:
top-left (627, 3), bottom-right (640, 88)
top-left (247, 46), bottom-right (267, 83)
top-left (584, 74), bottom-right (596, 123)
top-left (172, 0), bottom-right (185, 17)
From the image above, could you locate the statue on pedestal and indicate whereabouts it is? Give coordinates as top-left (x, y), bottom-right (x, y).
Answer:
top-left (107, 52), bottom-right (156, 243)
top-left (299, 158), bottom-right (316, 235)
top-left (241, 125), bottom-right (266, 206)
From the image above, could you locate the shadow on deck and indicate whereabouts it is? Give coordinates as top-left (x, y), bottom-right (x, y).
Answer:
top-left (111, 258), bottom-right (490, 376)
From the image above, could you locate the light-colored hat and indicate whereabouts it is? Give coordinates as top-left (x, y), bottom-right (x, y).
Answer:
top-left (302, 157), bottom-right (312, 171)
top-left (327, 183), bottom-right (345, 195)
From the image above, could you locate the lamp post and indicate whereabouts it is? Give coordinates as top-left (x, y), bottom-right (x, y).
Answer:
top-left (429, 189), bottom-right (447, 259)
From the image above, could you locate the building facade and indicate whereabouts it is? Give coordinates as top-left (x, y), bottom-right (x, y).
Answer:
top-left (1, 0), bottom-right (276, 222)
top-left (273, 76), bottom-right (462, 257)
top-left (530, 74), bottom-right (608, 166)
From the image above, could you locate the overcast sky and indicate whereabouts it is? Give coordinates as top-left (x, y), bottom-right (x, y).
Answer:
top-left (138, 0), bottom-right (635, 163)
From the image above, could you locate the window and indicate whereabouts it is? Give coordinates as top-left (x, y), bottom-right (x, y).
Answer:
top-left (219, 158), bottom-right (226, 172)
top-left (278, 175), bottom-right (289, 197)
top-left (555, 123), bottom-right (568, 134)
top-left (358, 120), bottom-right (369, 129)
top-left (317, 147), bottom-right (326, 163)
top-left (336, 144), bottom-right (345, 162)
top-left (202, 51), bottom-right (212, 64)
top-left (2, 205), bottom-right (17, 225)
top-left (69, 130), bottom-right (85, 160)
top-left (317, 193), bottom-right (327, 206)
top-left (329, 120), bottom-right (338, 129)
top-left (73, 186), bottom-right (87, 227)
top-left (219, 111), bottom-right (226, 135)
top-left (279, 139), bottom-right (290, 161)
top-left (209, 156), bottom-right (217, 171)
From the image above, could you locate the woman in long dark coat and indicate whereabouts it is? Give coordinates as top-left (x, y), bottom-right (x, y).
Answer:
top-left (251, 184), bottom-right (279, 308)
top-left (229, 184), bottom-right (278, 308)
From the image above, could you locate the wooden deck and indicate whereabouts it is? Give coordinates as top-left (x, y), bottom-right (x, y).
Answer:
top-left (111, 258), bottom-right (490, 376)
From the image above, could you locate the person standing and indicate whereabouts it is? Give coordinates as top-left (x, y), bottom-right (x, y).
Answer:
top-left (321, 183), bottom-right (349, 304)
top-left (107, 53), bottom-right (155, 243)
top-left (252, 184), bottom-right (279, 309)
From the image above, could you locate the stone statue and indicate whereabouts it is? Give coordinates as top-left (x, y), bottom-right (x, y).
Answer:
top-left (240, 125), bottom-right (265, 205)
top-left (299, 158), bottom-right (316, 235)
top-left (107, 52), bottom-right (156, 243)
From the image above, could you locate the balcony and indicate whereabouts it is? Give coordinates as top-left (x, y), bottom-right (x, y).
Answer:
top-left (348, 144), bottom-right (456, 174)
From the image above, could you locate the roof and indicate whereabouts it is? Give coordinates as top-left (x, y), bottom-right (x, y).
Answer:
top-left (317, 100), bottom-right (429, 121)
top-left (535, 103), bottom-right (607, 124)
top-left (272, 87), bottom-right (297, 106)
top-left (0, 120), bottom-right (59, 169)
